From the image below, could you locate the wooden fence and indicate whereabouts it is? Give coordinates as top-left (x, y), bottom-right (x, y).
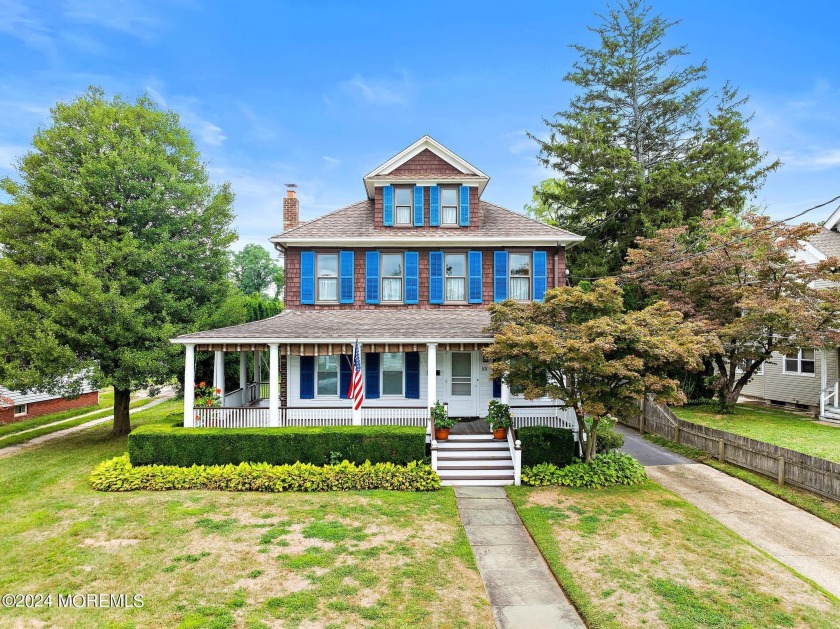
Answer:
top-left (620, 398), bottom-right (840, 503)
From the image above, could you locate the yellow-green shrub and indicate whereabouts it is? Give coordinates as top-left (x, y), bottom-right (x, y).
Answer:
top-left (90, 454), bottom-right (441, 492)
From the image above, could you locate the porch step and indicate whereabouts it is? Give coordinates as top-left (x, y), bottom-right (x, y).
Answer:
top-left (445, 434), bottom-right (497, 441)
top-left (441, 478), bottom-right (515, 486)
top-left (438, 461), bottom-right (514, 470)
top-left (438, 451), bottom-right (512, 460)
top-left (436, 440), bottom-right (508, 450)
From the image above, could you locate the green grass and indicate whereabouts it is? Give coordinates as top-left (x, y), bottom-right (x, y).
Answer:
top-left (671, 403), bottom-right (840, 463)
top-left (0, 387), bottom-right (115, 438)
top-left (0, 399), bottom-right (492, 628)
top-left (0, 396), bottom-right (157, 449)
top-left (508, 483), bottom-right (840, 629)
top-left (644, 433), bottom-right (840, 528)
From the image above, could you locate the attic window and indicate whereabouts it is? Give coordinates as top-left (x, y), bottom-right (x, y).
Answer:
top-left (395, 186), bottom-right (412, 225)
top-left (441, 187), bottom-right (458, 225)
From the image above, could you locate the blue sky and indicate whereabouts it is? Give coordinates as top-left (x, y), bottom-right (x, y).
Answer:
top-left (2, 0), bottom-right (839, 249)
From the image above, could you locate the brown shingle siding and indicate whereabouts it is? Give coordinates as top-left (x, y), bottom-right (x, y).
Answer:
top-left (389, 148), bottom-right (464, 176)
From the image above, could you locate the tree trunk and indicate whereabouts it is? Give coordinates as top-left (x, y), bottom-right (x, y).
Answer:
top-left (112, 388), bottom-right (132, 436)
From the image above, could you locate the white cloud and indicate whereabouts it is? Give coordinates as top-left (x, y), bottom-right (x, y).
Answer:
top-left (338, 72), bottom-right (413, 105)
top-left (144, 83), bottom-right (226, 147)
top-left (62, 0), bottom-right (165, 41)
top-left (0, 0), bottom-right (55, 55)
top-left (322, 156), bottom-right (341, 170)
top-left (779, 148), bottom-right (840, 170)
top-left (0, 143), bottom-right (29, 173)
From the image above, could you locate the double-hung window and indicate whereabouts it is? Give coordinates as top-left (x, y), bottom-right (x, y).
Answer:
top-left (381, 253), bottom-right (403, 302)
top-left (784, 349), bottom-right (815, 375)
top-left (13, 404), bottom-right (27, 417)
top-left (509, 253), bottom-right (531, 300)
top-left (316, 253), bottom-right (338, 302)
top-left (317, 355), bottom-right (339, 396)
top-left (445, 253), bottom-right (467, 302)
top-left (395, 187), bottom-right (412, 225)
top-left (382, 352), bottom-right (404, 396)
top-left (441, 187), bottom-right (458, 225)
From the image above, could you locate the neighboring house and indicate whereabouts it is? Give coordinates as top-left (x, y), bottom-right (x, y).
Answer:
top-left (171, 136), bottom-right (585, 484)
top-left (739, 207), bottom-right (840, 422)
top-left (0, 384), bottom-right (99, 424)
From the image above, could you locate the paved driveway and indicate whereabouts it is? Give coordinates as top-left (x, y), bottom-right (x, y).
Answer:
top-left (618, 425), bottom-right (840, 598)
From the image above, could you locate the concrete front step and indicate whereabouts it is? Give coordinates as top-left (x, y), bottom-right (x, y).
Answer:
top-left (441, 478), bottom-right (514, 486)
top-left (438, 468), bottom-right (514, 478)
top-left (438, 461), bottom-right (513, 469)
top-left (437, 441), bottom-right (508, 450)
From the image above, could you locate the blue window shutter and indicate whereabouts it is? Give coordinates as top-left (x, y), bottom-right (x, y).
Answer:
top-left (468, 250), bottom-right (483, 304)
top-left (365, 353), bottom-right (380, 399)
top-left (429, 251), bottom-right (444, 304)
top-left (365, 251), bottom-right (380, 304)
top-left (413, 186), bottom-right (424, 226)
top-left (492, 378), bottom-right (502, 399)
top-left (429, 185), bottom-right (440, 226)
top-left (339, 251), bottom-right (354, 304)
top-left (459, 185), bottom-right (470, 226)
top-left (300, 356), bottom-right (314, 399)
top-left (339, 355), bottom-right (352, 399)
top-left (300, 251), bottom-right (315, 305)
top-left (533, 251), bottom-right (547, 301)
top-left (383, 186), bottom-right (394, 227)
top-left (405, 251), bottom-right (419, 304)
top-left (494, 251), bottom-right (508, 302)
top-left (405, 352), bottom-right (420, 399)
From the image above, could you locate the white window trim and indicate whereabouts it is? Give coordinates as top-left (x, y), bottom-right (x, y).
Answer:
top-left (316, 253), bottom-right (339, 303)
top-left (444, 252), bottom-right (467, 303)
top-left (782, 349), bottom-right (816, 377)
top-left (380, 253), bottom-right (404, 303)
top-left (509, 253), bottom-right (532, 301)
top-left (13, 404), bottom-right (28, 417)
top-left (315, 355), bottom-right (341, 398)
top-left (735, 360), bottom-right (764, 376)
top-left (441, 186), bottom-right (459, 226)
top-left (381, 352), bottom-right (406, 397)
top-left (394, 186), bottom-right (413, 225)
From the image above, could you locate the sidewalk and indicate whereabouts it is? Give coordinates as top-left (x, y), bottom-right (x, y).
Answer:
top-left (455, 486), bottom-right (585, 629)
top-left (0, 395), bottom-right (173, 459)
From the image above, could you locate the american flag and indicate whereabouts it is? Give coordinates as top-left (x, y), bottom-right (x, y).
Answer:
top-left (348, 340), bottom-right (364, 411)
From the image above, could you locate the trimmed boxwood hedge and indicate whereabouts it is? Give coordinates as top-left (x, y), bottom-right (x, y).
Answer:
top-left (128, 414), bottom-right (426, 467)
top-left (517, 426), bottom-right (577, 468)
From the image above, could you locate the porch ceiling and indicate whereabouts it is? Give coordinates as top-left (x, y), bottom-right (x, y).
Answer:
top-left (173, 308), bottom-right (494, 351)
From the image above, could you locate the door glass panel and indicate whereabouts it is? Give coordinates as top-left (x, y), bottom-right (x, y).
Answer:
top-left (451, 353), bottom-right (472, 396)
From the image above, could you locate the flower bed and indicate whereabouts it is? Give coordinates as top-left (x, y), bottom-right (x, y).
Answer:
top-left (522, 452), bottom-right (647, 488)
top-left (91, 454), bottom-right (440, 492)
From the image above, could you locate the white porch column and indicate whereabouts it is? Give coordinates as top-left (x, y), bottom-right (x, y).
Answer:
top-left (501, 380), bottom-right (511, 405)
top-left (239, 352), bottom-right (248, 403)
top-left (269, 343), bottom-right (280, 427)
top-left (427, 343), bottom-right (438, 410)
top-left (213, 350), bottom-right (225, 401)
top-left (254, 350), bottom-right (262, 394)
top-left (183, 344), bottom-right (196, 428)
top-left (820, 349), bottom-right (829, 417)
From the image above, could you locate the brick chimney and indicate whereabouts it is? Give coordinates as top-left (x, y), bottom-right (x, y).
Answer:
top-left (283, 186), bottom-right (299, 232)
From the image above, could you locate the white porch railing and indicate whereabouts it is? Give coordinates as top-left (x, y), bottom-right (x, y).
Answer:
top-left (510, 404), bottom-right (576, 432)
top-left (247, 382), bottom-right (259, 405)
top-left (195, 406), bottom-right (270, 428)
top-left (223, 387), bottom-right (245, 408)
top-left (283, 407), bottom-right (353, 426)
top-left (507, 427), bottom-right (522, 486)
top-left (820, 378), bottom-right (840, 417)
top-left (361, 407), bottom-right (428, 426)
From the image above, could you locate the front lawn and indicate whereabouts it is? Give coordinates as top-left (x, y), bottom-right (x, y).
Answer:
top-left (671, 403), bottom-right (840, 463)
top-left (0, 400), bottom-right (492, 628)
top-left (508, 483), bottom-right (840, 629)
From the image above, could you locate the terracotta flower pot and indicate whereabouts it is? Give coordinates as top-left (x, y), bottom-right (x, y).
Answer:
top-left (435, 428), bottom-right (450, 441)
top-left (493, 427), bottom-right (507, 440)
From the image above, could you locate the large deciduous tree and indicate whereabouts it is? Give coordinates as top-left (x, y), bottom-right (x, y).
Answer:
top-left (484, 280), bottom-right (711, 461)
top-left (625, 211), bottom-right (840, 411)
top-left (0, 87), bottom-right (236, 435)
top-left (529, 0), bottom-right (778, 277)
top-left (230, 243), bottom-right (283, 297)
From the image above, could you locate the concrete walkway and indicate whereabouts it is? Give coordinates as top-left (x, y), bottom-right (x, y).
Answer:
top-left (0, 395), bottom-right (173, 459)
top-left (647, 463), bottom-right (840, 598)
top-left (455, 486), bottom-right (585, 629)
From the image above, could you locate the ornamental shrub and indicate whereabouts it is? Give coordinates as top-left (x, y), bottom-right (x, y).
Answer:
top-left (595, 420), bottom-right (625, 453)
top-left (517, 426), bottom-right (576, 467)
top-left (521, 451), bottom-right (647, 488)
top-left (128, 415), bottom-right (426, 467)
top-left (91, 454), bottom-right (441, 492)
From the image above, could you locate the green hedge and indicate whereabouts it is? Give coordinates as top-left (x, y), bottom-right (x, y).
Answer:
top-left (596, 422), bottom-right (625, 453)
top-left (91, 455), bottom-right (440, 492)
top-left (517, 426), bottom-right (577, 467)
top-left (128, 415), bottom-right (426, 467)
top-left (522, 452), bottom-right (647, 488)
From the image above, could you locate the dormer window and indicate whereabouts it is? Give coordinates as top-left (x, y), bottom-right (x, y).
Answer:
top-left (395, 186), bottom-right (412, 225)
top-left (441, 187), bottom-right (458, 225)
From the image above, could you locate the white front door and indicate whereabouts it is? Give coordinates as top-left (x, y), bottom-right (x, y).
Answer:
top-left (447, 352), bottom-right (479, 417)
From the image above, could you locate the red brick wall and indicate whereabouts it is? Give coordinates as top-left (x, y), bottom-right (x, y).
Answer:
top-left (0, 390), bottom-right (100, 424)
top-left (285, 246), bottom-right (565, 309)
top-left (373, 185), bottom-right (479, 230)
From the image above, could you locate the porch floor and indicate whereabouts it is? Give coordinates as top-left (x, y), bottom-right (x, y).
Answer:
top-left (451, 418), bottom-right (491, 435)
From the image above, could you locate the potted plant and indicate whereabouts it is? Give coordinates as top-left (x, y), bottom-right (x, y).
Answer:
top-left (431, 401), bottom-right (458, 441)
top-left (487, 400), bottom-right (512, 440)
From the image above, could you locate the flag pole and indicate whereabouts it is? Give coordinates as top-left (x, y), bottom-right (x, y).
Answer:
top-left (351, 339), bottom-right (362, 427)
